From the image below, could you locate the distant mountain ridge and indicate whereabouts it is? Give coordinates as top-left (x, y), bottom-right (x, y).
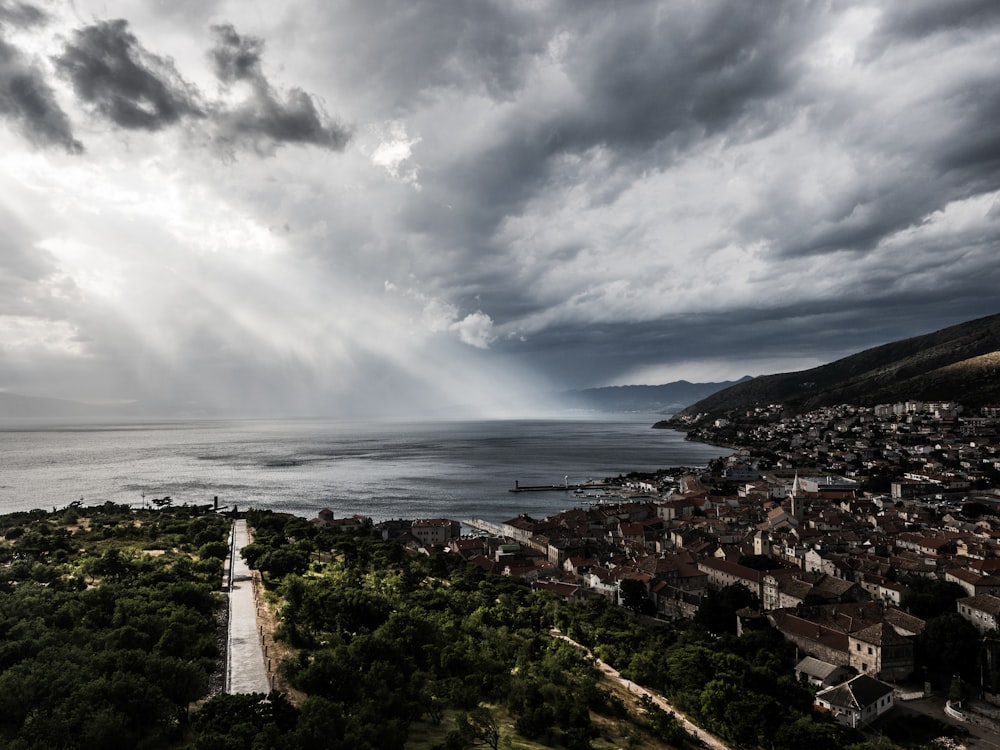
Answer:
top-left (674, 312), bottom-right (1000, 420)
top-left (0, 391), bottom-right (124, 419)
top-left (562, 378), bottom-right (752, 413)
top-left (0, 392), bottom-right (223, 420)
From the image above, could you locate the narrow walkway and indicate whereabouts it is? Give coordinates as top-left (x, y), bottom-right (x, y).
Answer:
top-left (550, 629), bottom-right (731, 750)
top-left (226, 519), bottom-right (270, 694)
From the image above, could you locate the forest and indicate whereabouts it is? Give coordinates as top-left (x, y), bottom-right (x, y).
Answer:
top-left (0, 505), bottom-right (969, 749)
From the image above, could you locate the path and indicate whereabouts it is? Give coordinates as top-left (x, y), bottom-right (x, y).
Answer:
top-left (550, 629), bottom-right (730, 750)
top-left (226, 519), bottom-right (270, 694)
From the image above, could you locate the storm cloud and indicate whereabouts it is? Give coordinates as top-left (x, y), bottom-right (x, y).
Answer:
top-left (208, 23), bottom-right (351, 154)
top-left (0, 35), bottom-right (81, 152)
top-left (54, 19), bottom-right (203, 130)
top-left (0, 0), bottom-right (997, 414)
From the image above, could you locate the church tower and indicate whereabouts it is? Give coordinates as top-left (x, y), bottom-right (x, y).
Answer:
top-left (789, 472), bottom-right (803, 520)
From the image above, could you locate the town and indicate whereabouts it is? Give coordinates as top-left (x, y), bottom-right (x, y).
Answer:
top-left (313, 400), bottom-right (1000, 733)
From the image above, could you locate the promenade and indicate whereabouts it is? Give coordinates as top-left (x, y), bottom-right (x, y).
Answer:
top-left (226, 519), bottom-right (270, 694)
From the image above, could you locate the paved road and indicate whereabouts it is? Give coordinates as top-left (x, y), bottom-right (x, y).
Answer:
top-left (550, 629), bottom-right (730, 750)
top-left (898, 695), bottom-right (1000, 749)
top-left (226, 520), bottom-right (270, 694)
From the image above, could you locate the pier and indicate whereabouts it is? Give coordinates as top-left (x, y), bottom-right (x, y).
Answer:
top-left (508, 479), bottom-right (611, 493)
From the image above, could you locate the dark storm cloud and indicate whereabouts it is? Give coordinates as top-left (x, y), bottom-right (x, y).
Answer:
top-left (54, 19), bottom-right (203, 130)
top-left (936, 74), bottom-right (1000, 191)
top-left (552, 1), bottom-right (818, 152)
top-left (0, 37), bottom-right (82, 152)
top-left (208, 23), bottom-right (262, 83)
top-left (404, 0), bottom-right (827, 270)
top-left (208, 23), bottom-right (351, 153)
top-left (771, 58), bottom-right (1000, 259)
top-left (347, 0), bottom-right (1000, 376)
top-left (869, 0), bottom-right (1000, 50)
top-left (505, 297), bottom-right (999, 389)
top-left (768, 176), bottom-right (938, 259)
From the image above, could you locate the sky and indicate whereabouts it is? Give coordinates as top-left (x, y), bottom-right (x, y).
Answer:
top-left (0, 0), bottom-right (999, 417)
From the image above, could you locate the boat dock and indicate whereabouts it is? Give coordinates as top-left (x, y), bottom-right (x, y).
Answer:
top-left (508, 480), bottom-right (612, 493)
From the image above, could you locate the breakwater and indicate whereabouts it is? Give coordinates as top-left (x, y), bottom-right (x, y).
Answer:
top-left (508, 479), bottom-right (612, 493)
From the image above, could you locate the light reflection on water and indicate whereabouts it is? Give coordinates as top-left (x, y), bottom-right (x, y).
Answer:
top-left (0, 415), bottom-right (729, 524)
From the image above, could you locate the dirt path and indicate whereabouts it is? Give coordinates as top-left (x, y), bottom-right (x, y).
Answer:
top-left (250, 568), bottom-right (306, 703)
top-left (550, 629), bottom-right (731, 750)
top-left (238, 521), bottom-right (306, 704)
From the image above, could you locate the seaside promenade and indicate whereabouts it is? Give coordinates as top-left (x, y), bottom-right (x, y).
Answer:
top-left (226, 519), bottom-right (270, 694)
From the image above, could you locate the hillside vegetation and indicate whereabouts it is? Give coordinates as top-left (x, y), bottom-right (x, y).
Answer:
top-left (241, 510), bottom-right (891, 750)
top-left (0, 503), bottom-right (231, 749)
top-left (675, 312), bottom-right (1000, 419)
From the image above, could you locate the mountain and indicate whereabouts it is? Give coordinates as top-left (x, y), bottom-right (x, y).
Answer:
top-left (0, 392), bottom-right (215, 420)
top-left (562, 378), bottom-right (752, 414)
top-left (0, 391), bottom-right (130, 419)
top-left (673, 312), bottom-right (1000, 420)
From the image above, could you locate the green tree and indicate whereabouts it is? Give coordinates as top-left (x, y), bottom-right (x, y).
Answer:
top-left (695, 584), bottom-right (757, 635)
top-left (918, 613), bottom-right (981, 681)
top-left (901, 578), bottom-right (966, 619)
top-left (619, 578), bottom-right (654, 614)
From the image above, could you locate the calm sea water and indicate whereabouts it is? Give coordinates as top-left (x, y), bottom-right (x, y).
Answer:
top-left (0, 415), bottom-right (728, 525)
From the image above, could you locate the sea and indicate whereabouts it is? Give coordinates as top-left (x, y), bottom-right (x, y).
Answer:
top-left (0, 414), bottom-right (729, 525)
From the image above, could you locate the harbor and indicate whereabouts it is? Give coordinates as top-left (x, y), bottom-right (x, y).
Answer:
top-left (508, 479), bottom-right (612, 493)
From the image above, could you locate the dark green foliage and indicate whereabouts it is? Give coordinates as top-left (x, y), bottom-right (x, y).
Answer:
top-left (694, 582), bottom-right (758, 634)
top-left (637, 695), bottom-right (694, 747)
top-left (198, 540), bottom-right (231, 560)
top-left (0, 503), bottom-right (895, 749)
top-left (619, 577), bottom-right (655, 614)
top-left (551, 601), bottom-right (829, 750)
top-left (918, 612), bottom-right (983, 682)
top-left (192, 691), bottom-right (297, 749)
top-left (901, 577), bottom-right (967, 619)
top-left (772, 715), bottom-right (863, 750)
top-left (242, 526), bottom-right (614, 747)
top-left (238, 521), bottom-right (853, 750)
top-left (0, 505), bottom-right (230, 750)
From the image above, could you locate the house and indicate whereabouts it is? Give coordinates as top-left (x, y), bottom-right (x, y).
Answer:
top-left (848, 622), bottom-right (914, 681)
top-left (957, 594), bottom-right (1000, 633)
top-left (532, 580), bottom-right (584, 603)
top-left (945, 567), bottom-right (1000, 597)
top-left (410, 518), bottom-right (460, 546)
top-left (795, 656), bottom-right (849, 689)
top-left (697, 557), bottom-right (766, 600)
top-left (762, 571), bottom-right (868, 611)
top-left (767, 611), bottom-right (850, 667)
top-left (815, 674), bottom-right (894, 728)
top-left (882, 607), bottom-right (926, 637)
top-left (316, 509), bottom-right (371, 529)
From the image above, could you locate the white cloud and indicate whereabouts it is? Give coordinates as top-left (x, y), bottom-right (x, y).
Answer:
top-left (369, 120), bottom-right (421, 186)
top-left (449, 310), bottom-right (495, 349)
top-left (418, 295), bottom-right (495, 348)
